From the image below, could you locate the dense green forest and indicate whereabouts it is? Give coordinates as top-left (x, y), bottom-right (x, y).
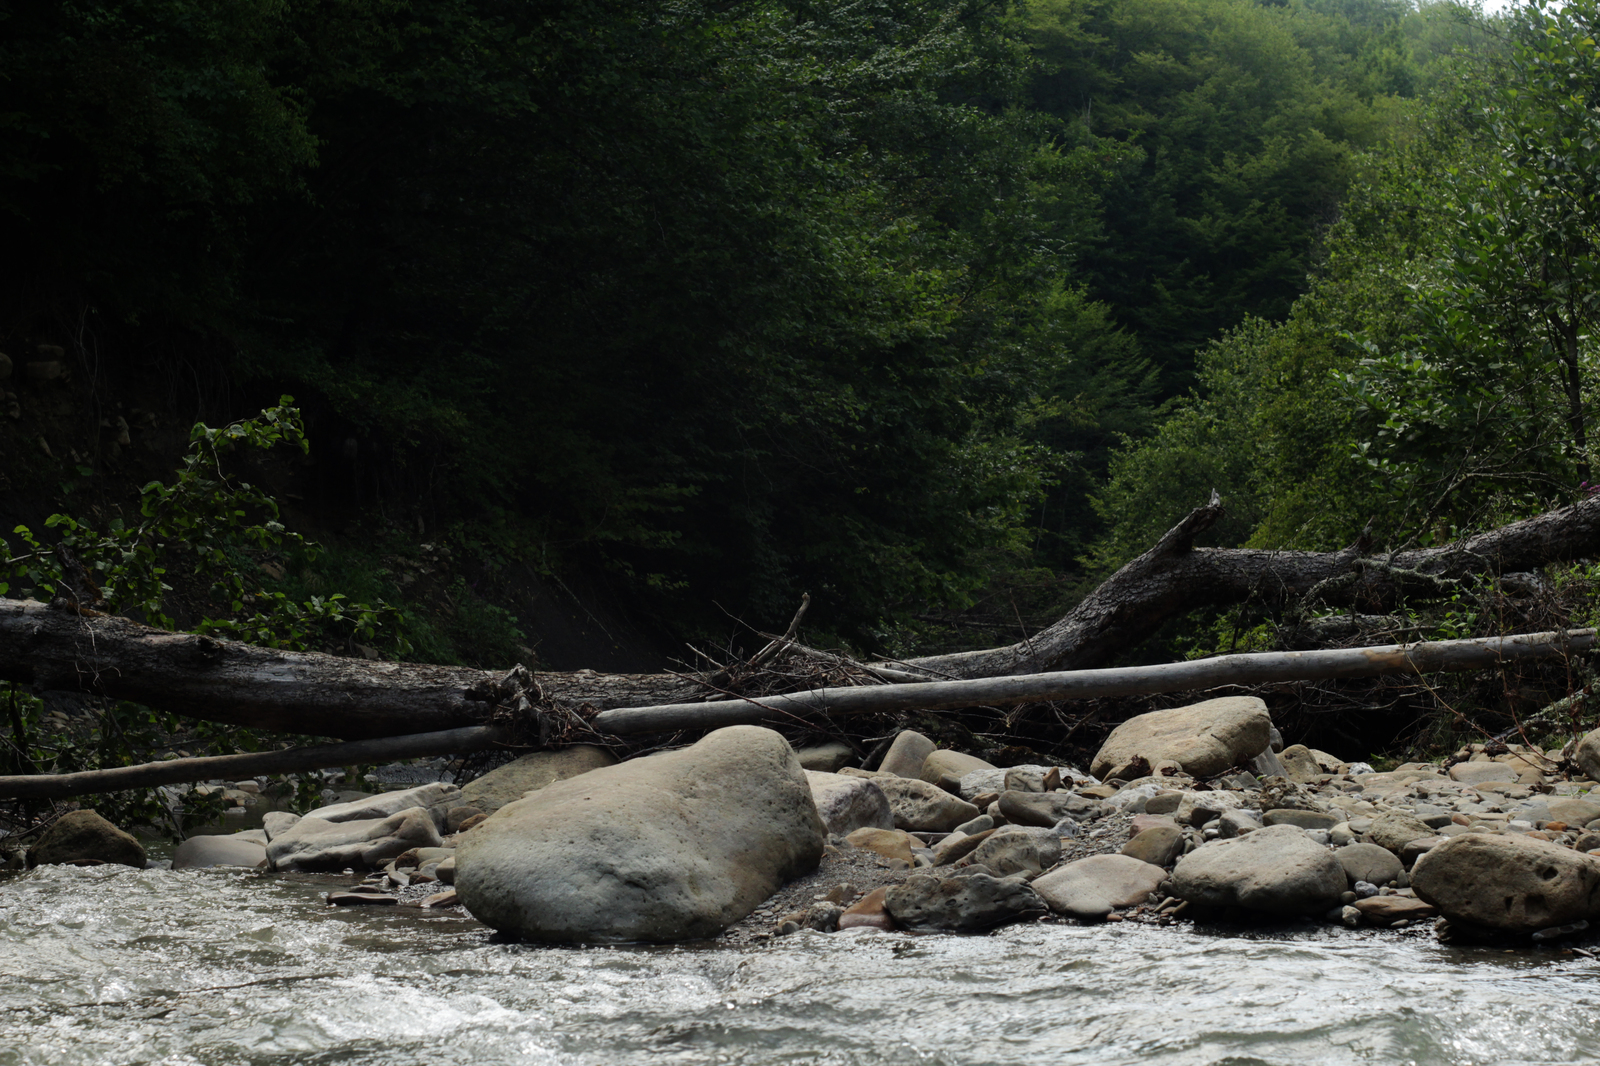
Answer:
top-left (3, 0), bottom-right (1593, 672)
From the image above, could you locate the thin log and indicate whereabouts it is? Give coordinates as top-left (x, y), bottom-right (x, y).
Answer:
top-left (596, 629), bottom-right (1598, 735)
top-left (897, 491), bottom-right (1600, 679)
top-left (0, 725), bottom-right (513, 801)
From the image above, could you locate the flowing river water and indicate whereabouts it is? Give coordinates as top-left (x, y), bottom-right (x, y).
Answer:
top-left (3, 860), bottom-right (1598, 1066)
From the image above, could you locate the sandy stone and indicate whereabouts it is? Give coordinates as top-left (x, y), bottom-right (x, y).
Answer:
top-left (1412, 833), bottom-right (1600, 933)
top-left (1034, 854), bottom-right (1167, 920)
top-left (1091, 697), bottom-right (1271, 781)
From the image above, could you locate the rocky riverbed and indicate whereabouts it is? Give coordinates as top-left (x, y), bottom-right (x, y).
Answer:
top-left (21, 694), bottom-right (1600, 951)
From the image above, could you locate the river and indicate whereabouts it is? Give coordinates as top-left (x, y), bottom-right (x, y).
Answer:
top-left (2, 862), bottom-right (1597, 1066)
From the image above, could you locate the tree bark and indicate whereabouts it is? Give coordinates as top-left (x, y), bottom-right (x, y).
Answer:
top-left (4, 491), bottom-right (1600, 743)
top-left (597, 628), bottom-right (1597, 735)
top-left (896, 491), bottom-right (1600, 679)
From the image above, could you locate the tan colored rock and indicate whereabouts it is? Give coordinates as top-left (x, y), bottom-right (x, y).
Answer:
top-left (1122, 826), bottom-right (1185, 867)
top-left (845, 827), bottom-right (916, 865)
top-left (879, 730), bottom-right (936, 778)
top-left (1366, 812), bottom-right (1435, 859)
top-left (29, 810), bottom-right (145, 869)
top-left (838, 886), bottom-right (895, 930)
top-left (1170, 824), bottom-right (1345, 915)
top-left (460, 745), bottom-right (616, 814)
top-left (876, 777), bottom-right (980, 832)
top-left (1352, 895), bottom-right (1437, 923)
top-left (1033, 854), bottom-right (1167, 920)
top-left (1412, 833), bottom-right (1600, 933)
top-left (1091, 697), bottom-right (1271, 782)
top-left (1448, 762), bottom-right (1519, 786)
top-left (920, 749), bottom-right (995, 785)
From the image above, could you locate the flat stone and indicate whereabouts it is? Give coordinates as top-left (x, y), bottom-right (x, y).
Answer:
top-left (267, 807), bottom-right (443, 872)
top-left (1351, 895), bottom-right (1437, 922)
top-left (1412, 833), bottom-right (1600, 932)
top-left (1170, 824), bottom-right (1346, 915)
top-left (884, 870), bottom-right (1047, 931)
top-left (308, 783), bottom-right (463, 829)
top-left (880, 731), bottom-right (936, 778)
top-left (1366, 812), bottom-right (1435, 857)
top-left (460, 747), bottom-right (615, 815)
top-left (845, 827), bottom-right (916, 865)
top-left (1091, 697), bottom-right (1271, 781)
top-left (933, 828), bottom-right (994, 866)
top-left (1130, 814), bottom-right (1180, 835)
top-left (876, 778), bottom-right (980, 832)
top-left (1449, 762), bottom-right (1519, 786)
top-left (1335, 842), bottom-right (1403, 887)
top-left (1033, 854), bottom-right (1167, 920)
top-left (960, 826), bottom-right (1061, 877)
top-left (327, 892), bottom-right (397, 907)
top-left (1548, 798), bottom-right (1600, 826)
top-left (1263, 809), bottom-right (1339, 831)
top-left (998, 790), bottom-right (1101, 828)
top-left (807, 771), bottom-right (893, 836)
top-left (420, 888), bottom-right (461, 908)
top-left (1121, 826), bottom-right (1185, 867)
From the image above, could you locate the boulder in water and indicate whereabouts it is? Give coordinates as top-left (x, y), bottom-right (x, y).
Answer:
top-left (455, 725), bottom-right (824, 943)
top-left (1169, 824), bottom-right (1345, 915)
top-left (266, 807), bottom-right (442, 871)
top-left (29, 810), bottom-right (145, 869)
top-left (1411, 833), bottom-right (1600, 933)
top-left (172, 834), bottom-right (268, 870)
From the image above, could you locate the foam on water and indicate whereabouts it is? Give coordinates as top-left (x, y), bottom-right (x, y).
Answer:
top-left (1, 864), bottom-right (1597, 1066)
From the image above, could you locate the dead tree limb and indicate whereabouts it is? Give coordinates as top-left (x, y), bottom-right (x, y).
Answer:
top-left (896, 491), bottom-right (1600, 678)
top-left (0, 725), bottom-right (513, 801)
top-left (598, 629), bottom-right (1598, 735)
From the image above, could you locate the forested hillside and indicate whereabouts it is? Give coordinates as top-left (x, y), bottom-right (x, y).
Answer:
top-left (3, 0), bottom-right (1585, 684)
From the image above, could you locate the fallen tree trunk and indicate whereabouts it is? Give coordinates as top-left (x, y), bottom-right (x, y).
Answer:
top-left (0, 725), bottom-right (512, 801)
top-left (597, 628), bottom-right (1598, 734)
top-left (2, 628), bottom-right (1589, 799)
top-left (896, 491), bottom-right (1600, 679)
top-left (4, 491), bottom-right (1600, 741)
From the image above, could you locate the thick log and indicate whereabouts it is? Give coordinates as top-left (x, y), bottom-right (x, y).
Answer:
top-left (0, 725), bottom-right (512, 801)
top-left (897, 492), bottom-right (1600, 679)
top-left (598, 629), bottom-right (1598, 735)
top-left (0, 598), bottom-right (700, 740)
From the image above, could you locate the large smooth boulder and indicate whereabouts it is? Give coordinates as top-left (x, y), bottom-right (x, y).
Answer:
top-left (1170, 824), bottom-right (1345, 915)
top-left (1033, 854), bottom-right (1167, 920)
top-left (455, 726), bottom-right (824, 943)
top-left (1411, 833), bottom-right (1600, 933)
top-left (883, 869), bottom-right (1046, 931)
top-left (460, 746), bottom-right (615, 814)
top-left (172, 834), bottom-right (268, 870)
top-left (876, 777), bottom-right (980, 832)
top-left (29, 810), bottom-right (145, 869)
top-left (1091, 697), bottom-right (1271, 781)
top-left (807, 771), bottom-right (893, 836)
top-left (267, 807), bottom-right (442, 871)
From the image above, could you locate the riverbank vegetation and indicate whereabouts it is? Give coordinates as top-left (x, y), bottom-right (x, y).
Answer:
top-left (5, 0), bottom-right (1600, 782)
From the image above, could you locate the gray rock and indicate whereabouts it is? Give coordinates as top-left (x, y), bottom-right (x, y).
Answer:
top-left (998, 790), bottom-right (1102, 828)
top-left (806, 771), bottom-right (893, 836)
top-left (171, 834), bottom-right (268, 870)
top-left (1264, 808), bottom-right (1339, 831)
top-left (308, 782), bottom-right (463, 828)
top-left (435, 855), bottom-right (456, 884)
top-left (1366, 812), bottom-right (1436, 858)
top-left (1412, 833), bottom-right (1600, 933)
top-left (1122, 826), bottom-right (1185, 867)
top-left (954, 814), bottom-right (996, 836)
top-left (1216, 809), bottom-right (1263, 838)
top-left (796, 742), bottom-right (855, 773)
top-left (29, 810), bottom-right (145, 869)
top-left (261, 811), bottom-right (301, 841)
top-left (961, 826), bottom-right (1062, 877)
top-left (1170, 824), bottom-right (1346, 915)
top-left (455, 726), bottom-right (824, 942)
top-left (1335, 842), bottom-right (1404, 887)
top-left (266, 807), bottom-right (442, 871)
top-left (460, 747), bottom-right (615, 814)
top-left (921, 749), bottom-right (995, 786)
top-left (1091, 697), bottom-right (1272, 781)
top-left (883, 869), bottom-right (1047, 931)
top-left (877, 777), bottom-right (981, 832)
top-left (879, 731), bottom-right (936, 778)
top-left (1033, 854), bottom-right (1167, 920)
